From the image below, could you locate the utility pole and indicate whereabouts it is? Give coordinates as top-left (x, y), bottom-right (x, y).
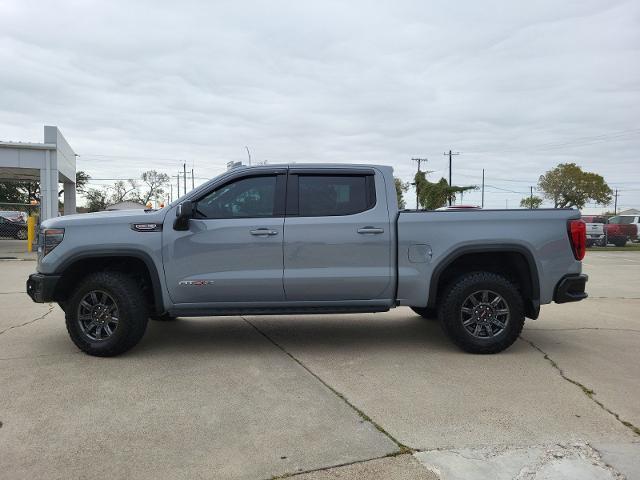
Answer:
top-left (245, 146), bottom-right (252, 166)
top-left (481, 169), bottom-right (485, 208)
top-left (183, 163), bottom-right (187, 194)
top-left (530, 186), bottom-right (534, 209)
top-left (412, 157), bottom-right (428, 209)
top-left (443, 150), bottom-right (460, 205)
top-left (170, 183), bottom-right (173, 203)
top-left (176, 174), bottom-right (180, 198)
top-left (614, 189), bottom-right (618, 214)
top-left (191, 168), bottom-right (195, 190)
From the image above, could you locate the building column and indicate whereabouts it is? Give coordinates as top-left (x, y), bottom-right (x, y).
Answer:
top-left (63, 181), bottom-right (76, 215)
top-left (39, 150), bottom-right (58, 220)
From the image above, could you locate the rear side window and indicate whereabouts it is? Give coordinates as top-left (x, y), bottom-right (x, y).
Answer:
top-left (297, 175), bottom-right (375, 217)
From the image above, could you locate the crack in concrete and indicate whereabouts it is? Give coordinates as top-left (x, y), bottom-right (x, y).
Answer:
top-left (266, 452), bottom-right (415, 480)
top-left (0, 291), bottom-right (26, 295)
top-left (0, 304), bottom-right (54, 336)
top-left (513, 443), bottom-right (625, 480)
top-left (522, 337), bottom-right (640, 437)
top-left (240, 316), bottom-right (414, 458)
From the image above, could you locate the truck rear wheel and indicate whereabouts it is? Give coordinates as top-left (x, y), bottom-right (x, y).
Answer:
top-left (65, 271), bottom-right (149, 357)
top-left (438, 272), bottom-right (524, 354)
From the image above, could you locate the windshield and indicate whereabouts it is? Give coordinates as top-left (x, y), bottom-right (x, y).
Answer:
top-left (608, 216), bottom-right (633, 224)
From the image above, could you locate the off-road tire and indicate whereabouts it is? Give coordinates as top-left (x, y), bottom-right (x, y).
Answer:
top-left (438, 271), bottom-right (524, 354)
top-left (411, 306), bottom-right (437, 320)
top-left (150, 313), bottom-right (177, 321)
top-left (65, 271), bottom-right (149, 357)
top-left (613, 238), bottom-right (627, 247)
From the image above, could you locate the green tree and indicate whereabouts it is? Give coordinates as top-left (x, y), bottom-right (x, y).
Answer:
top-left (394, 177), bottom-right (409, 209)
top-left (140, 170), bottom-right (170, 204)
top-left (85, 188), bottom-right (109, 212)
top-left (414, 171), bottom-right (475, 210)
top-left (520, 196), bottom-right (543, 209)
top-left (0, 182), bottom-right (27, 203)
top-left (538, 163), bottom-right (612, 209)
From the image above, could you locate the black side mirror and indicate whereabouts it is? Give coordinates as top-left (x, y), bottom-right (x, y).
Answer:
top-left (173, 200), bottom-right (195, 231)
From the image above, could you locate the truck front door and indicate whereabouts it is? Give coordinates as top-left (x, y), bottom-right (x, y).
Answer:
top-left (163, 170), bottom-right (287, 304)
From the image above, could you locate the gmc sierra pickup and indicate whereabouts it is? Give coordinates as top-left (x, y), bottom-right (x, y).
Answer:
top-left (27, 164), bottom-right (588, 357)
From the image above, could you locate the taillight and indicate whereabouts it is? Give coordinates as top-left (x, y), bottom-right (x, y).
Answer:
top-left (568, 220), bottom-right (586, 260)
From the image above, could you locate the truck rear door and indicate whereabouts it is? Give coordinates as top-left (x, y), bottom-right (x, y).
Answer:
top-left (282, 168), bottom-right (394, 301)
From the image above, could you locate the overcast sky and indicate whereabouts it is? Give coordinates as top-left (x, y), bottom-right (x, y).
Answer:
top-left (1, 0), bottom-right (638, 210)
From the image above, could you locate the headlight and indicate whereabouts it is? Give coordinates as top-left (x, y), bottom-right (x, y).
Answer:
top-left (39, 228), bottom-right (65, 258)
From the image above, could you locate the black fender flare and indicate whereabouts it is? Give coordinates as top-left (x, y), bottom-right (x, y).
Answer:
top-left (427, 243), bottom-right (540, 316)
top-left (55, 248), bottom-right (165, 314)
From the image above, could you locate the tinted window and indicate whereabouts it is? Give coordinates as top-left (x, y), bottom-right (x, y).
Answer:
top-left (582, 216), bottom-right (606, 224)
top-left (298, 175), bottom-right (374, 216)
top-left (197, 175), bottom-right (277, 218)
top-left (609, 216), bottom-right (633, 224)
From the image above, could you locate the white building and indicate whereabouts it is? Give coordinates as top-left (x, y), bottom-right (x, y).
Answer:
top-left (0, 126), bottom-right (77, 221)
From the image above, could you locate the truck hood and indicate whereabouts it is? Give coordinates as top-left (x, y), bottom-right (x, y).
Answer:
top-left (41, 208), bottom-right (169, 229)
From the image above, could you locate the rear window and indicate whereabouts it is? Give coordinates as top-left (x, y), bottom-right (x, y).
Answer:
top-left (298, 175), bottom-right (375, 217)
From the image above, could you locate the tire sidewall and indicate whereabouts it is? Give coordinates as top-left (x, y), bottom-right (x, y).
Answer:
top-left (440, 273), bottom-right (524, 353)
top-left (65, 273), bottom-right (147, 356)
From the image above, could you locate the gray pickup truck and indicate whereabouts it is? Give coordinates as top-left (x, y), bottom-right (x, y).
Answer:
top-left (27, 164), bottom-right (588, 357)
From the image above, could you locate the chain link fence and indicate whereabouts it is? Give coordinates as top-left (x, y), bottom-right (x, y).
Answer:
top-left (0, 203), bottom-right (39, 242)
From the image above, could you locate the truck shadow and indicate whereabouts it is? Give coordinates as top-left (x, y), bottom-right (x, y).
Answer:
top-left (137, 312), bottom-right (459, 356)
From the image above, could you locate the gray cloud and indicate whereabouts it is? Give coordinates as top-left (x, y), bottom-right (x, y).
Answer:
top-left (1, 0), bottom-right (638, 210)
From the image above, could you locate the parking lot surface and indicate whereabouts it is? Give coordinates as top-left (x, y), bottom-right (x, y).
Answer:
top-left (1, 251), bottom-right (639, 479)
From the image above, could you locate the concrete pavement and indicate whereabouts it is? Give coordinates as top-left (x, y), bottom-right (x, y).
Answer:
top-left (1, 252), bottom-right (639, 479)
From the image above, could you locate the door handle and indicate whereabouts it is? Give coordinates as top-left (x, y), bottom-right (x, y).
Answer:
top-left (250, 228), bottom-right (278, 236)
top-left (357, 226), bottom-right (384, 234)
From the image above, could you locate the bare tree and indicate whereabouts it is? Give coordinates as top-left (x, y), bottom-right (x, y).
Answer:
top-left (140, 170), bottom-right (170, 204)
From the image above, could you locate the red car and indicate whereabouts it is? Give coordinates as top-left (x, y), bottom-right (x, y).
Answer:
top-left (606, 215), bottom-right (638, 247)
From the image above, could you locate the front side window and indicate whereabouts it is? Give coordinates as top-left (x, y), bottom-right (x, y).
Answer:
top-left (196, 175), bottom-right (277, 219)
top-left (298, 175), bottom-right (374, 216)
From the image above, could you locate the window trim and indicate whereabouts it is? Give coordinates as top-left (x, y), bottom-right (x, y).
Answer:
top-left (193, 171), bottom-right (287, 219)
top-left (286, 172), bottom-right (377, 217)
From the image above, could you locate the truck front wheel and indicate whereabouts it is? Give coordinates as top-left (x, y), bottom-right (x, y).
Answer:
top-left (65, 271), bottom-right (149, 357)
top-left (438, 272), bottom-right (524, 354)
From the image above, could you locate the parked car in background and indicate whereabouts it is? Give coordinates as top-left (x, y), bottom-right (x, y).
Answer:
top-left (606, 215), bottom-right (638, 247)
top-left (0, 215), bottom-right (28, 240)
top-left (0, 210), bottom-right (27, 223)
top-left (436, 205), bottom-right (482, 211)
top-left (610, 215), bottom-right (640, 243)
top-left (581, 215), bottom-right (607, 247)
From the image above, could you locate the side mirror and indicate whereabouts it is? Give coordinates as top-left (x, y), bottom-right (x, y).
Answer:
top-left (173, 200), bottom-right (195, 231)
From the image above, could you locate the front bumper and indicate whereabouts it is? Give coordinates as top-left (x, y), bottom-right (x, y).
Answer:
top-left (26, 273), bottom-right (61, 303)
top-left (554, 274), bottom-right (588, 304)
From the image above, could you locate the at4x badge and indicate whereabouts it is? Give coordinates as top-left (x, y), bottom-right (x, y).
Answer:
top-left (178, 280), bottom-right (214, 286)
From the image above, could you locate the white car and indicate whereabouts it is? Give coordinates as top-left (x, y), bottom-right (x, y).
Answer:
top-left (581, 215), bottom-right (607, 247)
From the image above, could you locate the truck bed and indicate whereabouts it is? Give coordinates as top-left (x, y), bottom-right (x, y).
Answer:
top-left (396, 208), bottom-right (582, 308)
